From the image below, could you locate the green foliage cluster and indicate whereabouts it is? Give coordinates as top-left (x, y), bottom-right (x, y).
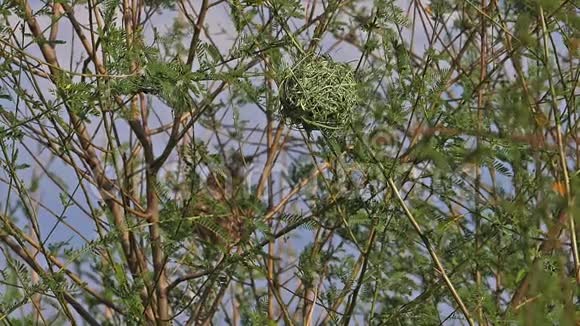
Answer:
top-left (138, 60), bottom-right (202, 111)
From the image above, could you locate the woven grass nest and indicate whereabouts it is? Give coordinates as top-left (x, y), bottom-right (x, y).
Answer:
top-left (279, 54), bottom-right (359, 133)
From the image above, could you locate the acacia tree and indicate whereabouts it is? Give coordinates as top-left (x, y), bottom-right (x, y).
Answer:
top-left (0, 0), bottom-right (578, 324)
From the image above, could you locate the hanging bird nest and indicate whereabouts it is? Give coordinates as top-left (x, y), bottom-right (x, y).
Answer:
top-left (279, 54), bottom-right (359, 133)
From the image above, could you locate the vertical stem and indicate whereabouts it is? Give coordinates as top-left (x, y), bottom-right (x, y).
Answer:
top-left (122, 0), bottom-right (168, 320)
top-left (341, 227), bottom-right (377, 326)
top-left (147, 170), bottom-right (170, 324)
top-left (30, 163), bottom-right (44, 324)
top-left (539, 7), bottom-right (579, 283)
top-left (263, 46), bottom-right (278, 320)
top-left (231, 286), bottom-right (239, 326)
top-left (475, 0), bottom-right (488, 324)
top-left (388, 178), bottom-right (474, 326)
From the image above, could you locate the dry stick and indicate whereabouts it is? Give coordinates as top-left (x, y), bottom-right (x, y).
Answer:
top-left (497, 3), bottom-right (572, 312)
top-left (0, 233), bottom-right (101, 326)
top-left (504, 8), bottom-right (580, 314)
top-left (27, 165), bottom-right (47, 325)
top-left (231, 285), bottom-right (240, 326)
top-left (21, 132), bottom-right (149, 219)
top-left (0, 47), bottom-right (49, 78)
top-left (17, 0), bottom-right (118, 216)
top-left (60, 2), bottom-right (152, 162)
top-left (156, 0), bottom-right (209, 197)
top-left (301, 227), bottom-right (324, 323)
top-left (119, 0), bottom-right (167, 320)
top-left (158, 0), bottom-right (208, 151)
top-left (266, 276), bottom-right (296, 326)
top-left (0, 218), bottom-right (123, 313)
top-left (263, 162), bottom-right (330, 221)
top-left (151, 4), bottom-right (282, 172)
top-left (250, 74), bottom-right (287, 318)
top-left (539, 7), bottom-right (579, 284)
top-left (164, 161), bottom-right (330, 314)
top-left (185, 0), bottom-right (209, 66)
top-left (306, 0), bottom-right (344, 53)
top-left (314, 162), bottom-right (373, 324)
top-left (262, 158), bottom-right (328, 323)
top-left (318, 255), bottom-right (363, 325)
top-left (8, 82), bottom-right (143, 306)
top-left (49, 2), bottom-right (63, 45)
top-left (21, 0), bottom-right (156, 320)
top-left (0, 38), bottom-right (135, 79)
top-left (475, 1), bottom-right (488, 324)
top-left (261, 109), bottom-right (285, 320)
top-left (199, 280), bottom-right (230, 326)
top-left (150, 13), bottom-right (286, 171)
top-left (69, 0), bottom-right (162, 319)
top-left (387, 178), bottom-right (474, 325)
top-left (509, 209), bottom-right (569, 311)
top-left (341, 226), bottom-right (377, 325)
top-left (304, 282), bottom-right (319, 326)
top-left (278, 230), bottom-right (333, 323)
top-left (266, 119), bottom-right (276, 323)
top-left (256, 122), bottom-right (286, 198)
